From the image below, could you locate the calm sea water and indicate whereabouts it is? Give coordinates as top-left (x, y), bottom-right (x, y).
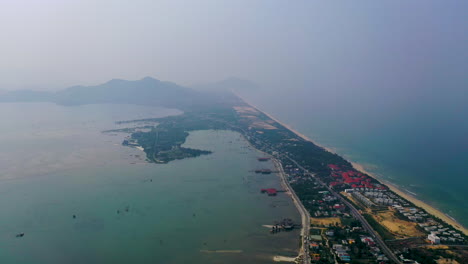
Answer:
top-left (0, 103), bottom-right (300, 264)
top-left (244, 90), bottom-right (468, 228)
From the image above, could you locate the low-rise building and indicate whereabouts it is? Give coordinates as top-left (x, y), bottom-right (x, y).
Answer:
top-left (428, 234), bottom-right (440, 244)
top-left (309, 242), bottom-right (319, 249)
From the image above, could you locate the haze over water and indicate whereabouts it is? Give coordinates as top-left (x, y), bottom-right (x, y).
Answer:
top-left (0, 103), bottom-right (300, 264)
top-left (0, 0), bottom-right (466, 250)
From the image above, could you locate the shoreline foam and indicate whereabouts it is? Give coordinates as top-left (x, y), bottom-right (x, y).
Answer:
top-left (273, 255), bottom-right (296, 262)
top-left (237, 94), bottom-right (468, 236)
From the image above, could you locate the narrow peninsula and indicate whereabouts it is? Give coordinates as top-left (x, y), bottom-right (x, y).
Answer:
top-left (4, 77), bottom-right (466, 263)
top-left (113, 90), bottom-right (467, 264)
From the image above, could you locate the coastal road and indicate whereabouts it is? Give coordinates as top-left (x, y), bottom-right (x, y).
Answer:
top-left (342, 196), bottom-right (401, 264)
top-left (234, 95), bottom-right (400, 263)
top-left (273, 158), bottom-right (311, 264)
top-left (283, 155), bottom-right (402, 264)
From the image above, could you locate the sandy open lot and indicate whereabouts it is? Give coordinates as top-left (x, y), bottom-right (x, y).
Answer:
top-left (373, 211), bottom-right (425, 238)
top-left (311, 217), bottom-right (341, 227)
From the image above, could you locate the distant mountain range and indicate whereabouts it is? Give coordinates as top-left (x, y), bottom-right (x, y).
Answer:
top-left (0, 77), bottom-right (212, 110)
top-left (0, 76), bottom-right (256, 110)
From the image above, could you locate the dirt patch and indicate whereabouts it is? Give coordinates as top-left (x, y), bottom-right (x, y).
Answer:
top-left (233, 106), bottom-right (259, 115)
top-left (426, 245), bottom-right (450, 250)
top-left (373, 211), bottom-right (425, 239)
top-left (437, 258), bottom-right (459, 264)
top-left (251, 121), bottom-right (277, 130)
top-left (242, 115), bottom-right (258, 119)
top-left (311, 217), bottom-right (341, 227)
top-left (234, 106), bottom-right (277, 130)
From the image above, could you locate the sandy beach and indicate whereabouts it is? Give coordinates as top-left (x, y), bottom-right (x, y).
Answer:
top-left (351, 163), bottom-right (468, 236)
top-left (238, 95), bottom-right (468, 236)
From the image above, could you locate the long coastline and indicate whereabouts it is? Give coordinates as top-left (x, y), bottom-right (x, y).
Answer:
top-left (237, 94), bottom-right (468, 236)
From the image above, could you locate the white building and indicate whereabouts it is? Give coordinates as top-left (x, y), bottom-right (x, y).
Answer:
top-left (428, 234), bottom-right (440, 244)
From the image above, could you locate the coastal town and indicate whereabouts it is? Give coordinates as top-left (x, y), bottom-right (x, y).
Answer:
top-left (237, 102), bottom-right (468, 264)
top-left (2, 1), bottom-right (465, 263)
top-left (117, 95), bottom-right (468, 264)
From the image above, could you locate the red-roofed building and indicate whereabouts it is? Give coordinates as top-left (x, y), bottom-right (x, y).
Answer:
top-left (310, 242), bottom-right (320, 249)
top-left (333, 204), bottom-right (345, 210)
top-left (261, 188), bottom-right (277, 196)
top-left (361, 237), bottom-right (376, 246)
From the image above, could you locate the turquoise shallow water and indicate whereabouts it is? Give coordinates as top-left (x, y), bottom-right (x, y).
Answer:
top-left (243, 91), bottom-right (468, 228)
top-left (0, 103), bottom-right (300, 264)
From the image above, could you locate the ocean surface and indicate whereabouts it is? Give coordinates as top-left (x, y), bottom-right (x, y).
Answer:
top-left (243, 89), bottom-right (467, 228)
top-left (0, 103), bottom-right (300, 264)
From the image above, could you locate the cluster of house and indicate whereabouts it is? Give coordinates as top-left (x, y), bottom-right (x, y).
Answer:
top-left (391, 206), bottom-right (465, 244)
top-left (351, 191), bottom-right (376, 208)
top-left (419, 222), bottom-right (464, 244)
top-left (331, 243), bottom-right (352, 262)
top-left (359, 236), bottom-right (389, 262)
top-left (308, 242), bottom-right (321, 261)
top-left (346, 188), bottom-right (410, 210)
top-left (326, 231), bottom-right (389, 262)
top-left (284, 165), bottom-right (309, 184)
top-left (366, 191), bottom-right (409, 206)
top-left (308, 191), bottom-right (348, 218)
top-left (283, 164), bottom-right (352, 219)
top-left (392, 205), bottom-right (428, 222)
top-left (349, 191), bottom-right (465, 245)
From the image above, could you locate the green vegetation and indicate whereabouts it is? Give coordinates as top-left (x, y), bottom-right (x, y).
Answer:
top-left (117, 104), bottom-right (242, 163)
top-left (130, 127), bottom-right (211, 163)
top-left (402, 248), bottom-right (444, 264)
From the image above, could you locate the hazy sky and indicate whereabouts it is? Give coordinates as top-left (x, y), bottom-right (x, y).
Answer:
top-left (0, 0), bottom-right (466, 96)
